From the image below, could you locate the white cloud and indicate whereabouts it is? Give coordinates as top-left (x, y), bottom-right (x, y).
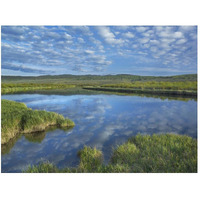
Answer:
top-left (142, 30), bottom-right (154, 37)
top-left (136, 26), bottom-right (149, 32)
top-left (179, 26), bottom-right (196, 32)
top-left (190, 32), bottom-right (197, 40)
top-left (173, 32), bottom-right (184, 38)
top-left (176, 38), bottom-right (187, 44)
top-left (143, 43), bottom-right (150, 48)
top-left (149, 40), bottom-right (160, 45)
top-left (71, 26), bottom-right (93, 36)
top-left (158, 31), bottom-right (171, 38)
top-left (97, 26), bottom-right (124, 45)
top-left (77, 37), bottom-right (85, 43)
top-left (85, 50), bottom-right (95, 54)
top-left (161, 38), bottom-right (175, 44)
top-left (123, 32), bottom-right (134, 38)
top-left (132, 44), bottom-right (138, 48)
top-left (150, 46), bottom-right (158, 52)
top-left (139, 38), bottom-right (149, 44)
top-left (115, 26), bottom-right (129, 30)
top-left (155, 26), bottom-right (164, 31)
top-left (64, 33), bottom-right (73, 40)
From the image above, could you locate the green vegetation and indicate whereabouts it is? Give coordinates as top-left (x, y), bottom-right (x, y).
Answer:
top-left (1, 83), bottom-right (75, 94)
top-left (2, 74), bottom-right (197, 85)
top-left (101, 81), bottom-right (197, 91)
top-left (25, 134), bottom-right (197, 173)
top-left (84, 86), bottom-right (197, 96)
top-left (84, 80), bottom-right (197, 96)
top-left (25, 162), bottom-right (60, 173)
top-left (1, 99), bottom-right (75, 144)
top-left (77, 146), bottom-right (103, 172)
top-left (1, 74), bottom-right (197, 96)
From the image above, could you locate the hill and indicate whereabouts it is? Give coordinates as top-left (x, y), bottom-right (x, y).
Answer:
top-left (1, 74), bottom-right (197, 85)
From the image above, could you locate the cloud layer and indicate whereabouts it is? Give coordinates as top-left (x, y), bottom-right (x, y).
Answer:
top-left (1, 26), bottom-right (197, 76)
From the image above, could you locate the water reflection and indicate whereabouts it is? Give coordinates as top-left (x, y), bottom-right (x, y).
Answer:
top-left (1, 94), bottom-right (197, 172)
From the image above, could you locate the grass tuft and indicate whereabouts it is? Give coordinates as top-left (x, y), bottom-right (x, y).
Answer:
top-left (1, 99), bottom-right (75, 144)
top-left (77, 146), bottom-right (103, 172)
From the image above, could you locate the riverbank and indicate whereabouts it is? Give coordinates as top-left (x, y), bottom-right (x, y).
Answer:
top-left (1, 99), bottom-right (75, 144)
top-left (1, 83), bottom-right (75, 94)
top-left (25, 134), bottom-right (197, 173)
top-left (83, 86), bottom-right (197, 97)
top-left (1, 76), bottom-right (197, 98)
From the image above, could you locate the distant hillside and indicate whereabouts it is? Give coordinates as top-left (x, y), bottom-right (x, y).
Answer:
top-left (1, 74), bottom-right (197, 85)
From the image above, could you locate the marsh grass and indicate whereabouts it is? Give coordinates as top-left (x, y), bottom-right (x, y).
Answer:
top-left (111, 134), bottom-right (197, 172)
top-left (102, 81), bottom-right (197, 91)
top-left (25, 162), bottom-right (59, 173)
top-left (25, 134), bottom-right (197, 173)
top-left (77, 146), bottom-right (103, 172)
top-left (1, 83), bottom-right (75, 94)
top-left (84, 86), bottom-right (197, 97)
top-left (1, 99), bottom-right (75, 144)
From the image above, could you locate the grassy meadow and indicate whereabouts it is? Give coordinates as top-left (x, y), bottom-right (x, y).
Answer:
top-left (101, 81), bottom-right (197, 91)
top-left (1, 74), bottom-right (197, 96)
top-left (1, 83), bottom-right (75, 94)
top-left (1, 74), bottom-right (197, 173)
top-left (25, 134), bottom-right (197, 173)
top-left (1, 99), bottom-right (75, 144)
top-left (84, 80), bottom-right (197, 96)
top-left (2, 74), bottom-right (197, 85)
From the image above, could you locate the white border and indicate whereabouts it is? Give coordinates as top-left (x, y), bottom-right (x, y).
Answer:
top-left (0, 0), bottom-right (199, 200)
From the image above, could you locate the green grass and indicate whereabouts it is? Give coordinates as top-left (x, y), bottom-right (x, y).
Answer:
top-left (25, 134), bottom-right (197, 173)
top-left (2, 74), bottom-right (197, 96)
top-left (83, 80), bottom-right (197, 97)
top-left (111, 134), bottom-right (197, 172)
top-left (1, 83), bottom-right (75, 94)
top-left (2, 74), bottom-right (197, 84)
top-left (77, 146), bottom-right (103, 172)
top-left (1, 99), bottom-right (75, 144)
top-left (101, 81), bottom-right (197, 91)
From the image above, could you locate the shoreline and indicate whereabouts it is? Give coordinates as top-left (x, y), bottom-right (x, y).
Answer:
top-left (83, 86), bottom-right (197, 97)
top-left (1, 100), bottom-right (75, 145)
top-left (25, 134), bottom-right (197, 173)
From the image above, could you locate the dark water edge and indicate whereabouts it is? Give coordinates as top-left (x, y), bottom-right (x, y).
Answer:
top-left (1, 93), bottom-right (197, 173)
top-left (83, 87), bottom-right (197, 97)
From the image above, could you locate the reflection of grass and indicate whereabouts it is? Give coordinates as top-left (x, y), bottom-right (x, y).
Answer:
top-left (26, 86), bottom-right (196, 102)
top-left (2, 126), bottom-right (73, 154)
top-left (89, 89), bottom-right (197, 102)
top-left (1, 100), bottom-right (75, 144)
top-left (83, 85), bottom-right (197, 97)
top-left (25, 134), bottom-right (197, 173)
top-left (1, 134), bottom-right (23, 155)
top-left (24, 132), bottom-right (46, 143)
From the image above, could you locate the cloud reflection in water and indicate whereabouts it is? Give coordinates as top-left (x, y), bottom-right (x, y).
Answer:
top-left (1, 94), bottom-right (197, 172)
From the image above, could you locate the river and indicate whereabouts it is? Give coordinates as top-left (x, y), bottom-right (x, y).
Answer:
top-left (1, 93), bottom-right (197, 172)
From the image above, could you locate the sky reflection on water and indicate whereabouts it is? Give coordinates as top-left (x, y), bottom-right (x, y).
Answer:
top-left (1, 94), bottom-right (197, 172)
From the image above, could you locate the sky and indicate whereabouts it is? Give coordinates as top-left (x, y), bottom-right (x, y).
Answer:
top-left (1, 26), bottom-right (197, 76)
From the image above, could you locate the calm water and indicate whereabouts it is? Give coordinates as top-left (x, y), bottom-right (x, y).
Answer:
top-left (1, 94), bottom-right (197, 172)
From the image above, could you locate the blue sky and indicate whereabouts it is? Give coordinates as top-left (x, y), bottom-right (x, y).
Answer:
top-left (1, 26), bottom-right (197, 76)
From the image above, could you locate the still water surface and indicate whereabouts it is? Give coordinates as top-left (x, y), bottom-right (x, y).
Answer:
top-left (1, 94), bottom-right (197, 172)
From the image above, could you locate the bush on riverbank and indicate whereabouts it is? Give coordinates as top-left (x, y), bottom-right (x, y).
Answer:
top-left (1, 99), bottom-right (75, 144)
top-left (25, 134), bottom-right (197, 173)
